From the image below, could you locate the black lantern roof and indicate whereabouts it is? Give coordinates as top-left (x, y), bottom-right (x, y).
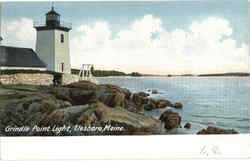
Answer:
top-left (34, 6), bottom-right (71, 32)
top-left (46, 7), bottom-right (60, 16)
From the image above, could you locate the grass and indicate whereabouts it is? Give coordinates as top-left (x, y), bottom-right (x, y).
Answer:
top-left (2, 84), bottom-right (40, 92)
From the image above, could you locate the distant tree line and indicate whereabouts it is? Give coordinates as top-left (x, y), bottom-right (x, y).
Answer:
top-left (128, 72), bottom-right (143, 77)
top-left (71, 68), bottom-right (126, 77)
top-left (72, 67), bottom-right (145, 77)
top-left (198, 73), bottom-right (250, 77)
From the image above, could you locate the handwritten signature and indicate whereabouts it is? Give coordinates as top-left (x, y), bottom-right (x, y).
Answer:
top-left (200, 145), bottom-right (222, 156)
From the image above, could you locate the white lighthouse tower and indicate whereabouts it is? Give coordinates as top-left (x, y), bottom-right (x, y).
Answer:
top-left (34, 6), bottom-right (71, 73)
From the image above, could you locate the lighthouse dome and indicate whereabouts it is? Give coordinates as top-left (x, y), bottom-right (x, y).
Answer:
top-left (45, 7), bottom-right (61, 27)
top-left (46, 6), bottom-right (60, 16)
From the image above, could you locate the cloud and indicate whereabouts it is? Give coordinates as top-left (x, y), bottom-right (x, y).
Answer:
top-left (2, 18), bottom-right (36, 49)
top-left (71, 15), bottom-right (248, 74)
top-left (2, 15), bottom-right (248, 74)
top-left (75, 21), bottom-right (111, 50)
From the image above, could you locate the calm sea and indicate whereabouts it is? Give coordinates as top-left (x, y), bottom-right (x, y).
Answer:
top-left (97, 77), bottom-right (250, 134)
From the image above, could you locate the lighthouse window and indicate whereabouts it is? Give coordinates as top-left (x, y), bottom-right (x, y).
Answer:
top-left (60, 34), bottom-right (64, 43)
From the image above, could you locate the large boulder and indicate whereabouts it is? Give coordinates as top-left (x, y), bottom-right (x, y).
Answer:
top-left (41, 86), bottom-right (97, 106)
top-left (142, 98), bottom-right (157, 111)
top-left (137, 92), bottom-right (149, 98)
top-left (0, 91), bottom-right (61, 136)
top-left (69, 88), bottom-right (97, 105)
top-left (172, 103), bottom-right (183, 109)
top-left (41, 87), bottom-right (72, 102)
top-left (94, 102), bottom-right (165, 135)
top-left (184, 122), bottom-right (191, 129)
top-left (156, 99), bottom-right (172, 108)
top-left (120, 87), bottom-right (132, 100)
top-left (43, 82), bottom-right (132, 109)
top-left (159, 110), bottom-right (181, 130)
top-left (65, 81), bottom-right (99, 105)
top-left (131, 93), bottom-right (148, 107)
top-left (41, 102), bottom-right (165, 135)
top-left (44, 82), bottom-right (173, 112)
top-left (124, 99), bottom-right (139, 113)
top-left (197, 126), bottom-right (238, 134)
top-left (142, 99), bottom-right (172, 111)
top-left (57, 100), bottom-right (72, 108)
top-left (151, 90), bottom-right (158, 94)
top-left (42, 104), bottom-right (93, 126)
top-left (97, 84), bottom-right (127, 108)
top-left (65, 80), bottom-right (97, 91)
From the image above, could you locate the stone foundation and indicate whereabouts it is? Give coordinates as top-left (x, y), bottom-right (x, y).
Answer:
top-left (61, 73), bottom-right (80, 85)
top-left (0, 73), bottom-right (98, 86)
top-left (0, 74), bottom-right (53, 85)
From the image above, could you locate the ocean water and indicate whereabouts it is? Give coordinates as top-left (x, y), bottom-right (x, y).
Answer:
top-left (97, 77), bottom-right (250, 134)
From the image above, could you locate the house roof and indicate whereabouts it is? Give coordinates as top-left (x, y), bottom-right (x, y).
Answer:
top-left (0, 46), bottom-right (47, 68)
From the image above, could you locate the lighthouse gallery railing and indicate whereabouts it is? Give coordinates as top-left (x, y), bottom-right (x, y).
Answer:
top-left (33, 21), bottom-right (72, 29)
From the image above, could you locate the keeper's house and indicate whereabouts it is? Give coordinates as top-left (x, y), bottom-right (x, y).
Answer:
top-left (0, 46), bottom-right (47, 70)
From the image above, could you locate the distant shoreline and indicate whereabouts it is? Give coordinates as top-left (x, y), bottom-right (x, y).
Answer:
top-left (197, 73), bottom-right (250, 77)
top-left (139, 72), bottom-right (250, 77)
top-left (97, 75), bottom-right (250, 79)
top-left (1, 69), bottom-right (249, 77)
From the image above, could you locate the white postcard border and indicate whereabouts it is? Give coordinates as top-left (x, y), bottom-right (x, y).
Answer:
top-left (0, 0), bottom-right (250, 160)
top-left (0, 135), bottom-right (250, 160)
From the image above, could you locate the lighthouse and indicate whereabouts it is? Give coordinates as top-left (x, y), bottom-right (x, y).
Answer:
top-left (34, 6), bottom-right (71, 73)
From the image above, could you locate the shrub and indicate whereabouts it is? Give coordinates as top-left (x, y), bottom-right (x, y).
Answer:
top-left (71, 68), bottom-right (126, 77)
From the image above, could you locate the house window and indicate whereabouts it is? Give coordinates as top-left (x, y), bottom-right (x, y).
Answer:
top-left (61, 63), bottom-right (64, 72)
top-left (60, 34), bottom-right (64, 43)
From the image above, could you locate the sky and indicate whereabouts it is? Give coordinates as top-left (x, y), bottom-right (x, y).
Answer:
top-left (1, 0), bottom-right (249, 74)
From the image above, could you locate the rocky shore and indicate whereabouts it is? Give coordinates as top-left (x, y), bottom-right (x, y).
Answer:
top-left (197, 126), bottom-right (238, 134)
top-left (0, 81), bottom-right (238, 136)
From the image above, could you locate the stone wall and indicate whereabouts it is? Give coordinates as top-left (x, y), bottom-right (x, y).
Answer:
top-left (0, 74), bottom-right (53, 85)
top-left (61, 73), bottom-right (79, 85)
top-left (0, 73), bottom-right (98, 86)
